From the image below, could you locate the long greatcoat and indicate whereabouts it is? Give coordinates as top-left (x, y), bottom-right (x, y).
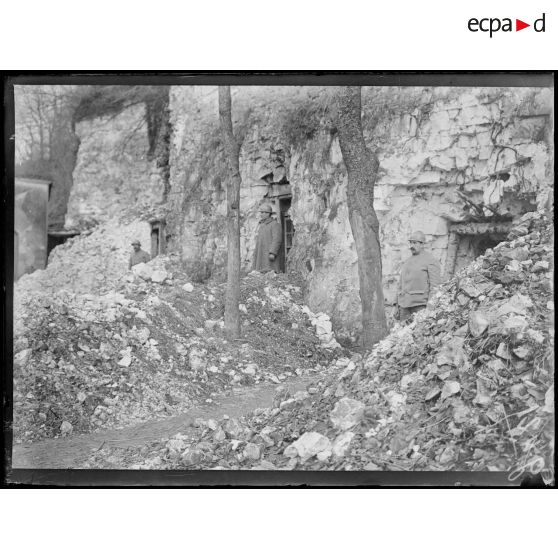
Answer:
top-left (397, 250), bottom-right (441, 308)
top-left (253, 217), bottom-right (282, 272)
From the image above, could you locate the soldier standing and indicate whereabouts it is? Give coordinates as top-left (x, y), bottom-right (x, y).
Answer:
top-left (253, 203), bottom-right (282, 273)
top-left (128, 239), bottom-right (151, 269)
top-left (397, 231), bottom-right (441, 321)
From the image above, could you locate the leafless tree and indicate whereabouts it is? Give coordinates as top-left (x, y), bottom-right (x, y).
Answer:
top-left (15, 86), bottom-right (82, 227)
top-left (15, 85), bottom-right (171, 226)
top-left (335, 86), bottom-right (387, 348)
top-left (218, 86), bottom-right (242, 338)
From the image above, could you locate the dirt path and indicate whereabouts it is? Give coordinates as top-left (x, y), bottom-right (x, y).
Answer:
top-left (11, 373), bottom-right (321, 469)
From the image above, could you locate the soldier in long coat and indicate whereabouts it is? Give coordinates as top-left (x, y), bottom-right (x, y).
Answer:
top-left (397, 230), bottom-right (441, 321)
top-left (253, 203), bottom-right (282, 273)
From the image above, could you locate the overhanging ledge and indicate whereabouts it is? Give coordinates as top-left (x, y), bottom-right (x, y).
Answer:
top-left (449, 222), bottom-right (513, 235)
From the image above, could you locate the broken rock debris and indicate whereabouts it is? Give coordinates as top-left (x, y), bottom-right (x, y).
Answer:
top-left (83, 209), bottom-right (553, 473)
top-left (13, 229), bottom-right (343, 443)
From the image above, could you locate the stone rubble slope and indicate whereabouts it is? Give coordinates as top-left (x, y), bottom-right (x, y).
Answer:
top-left (13, 228), bottom-right (344, 443)
top-left (90, 209), bottom-right (553, 472)
top-left (16, 217), bottom-right (154, 297)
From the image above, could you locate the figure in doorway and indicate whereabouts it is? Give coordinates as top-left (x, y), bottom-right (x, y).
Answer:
top-left (397, 230), bottom-right (441, 322)
top-left (128, 239), bottom-right (151, 269)
top-left (253, 203), bottom-right (282, 273)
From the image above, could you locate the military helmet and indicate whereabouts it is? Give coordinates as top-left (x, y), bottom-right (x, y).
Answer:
top-left (409, 230), bottom-right (426, 243)
top-left (259, 203), bottom-right (274, 214)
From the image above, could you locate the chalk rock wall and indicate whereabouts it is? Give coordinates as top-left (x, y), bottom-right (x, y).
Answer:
top-left (362, 86), bottom-right (553, 301)
top-left (67, 105), bottom-right (164, 227)
top-left (166, 86), bottom-right (313, 279)
top-left (167, 86), bottom-right (554, 342)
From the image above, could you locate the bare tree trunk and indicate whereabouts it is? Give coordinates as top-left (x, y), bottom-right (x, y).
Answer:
top-left (36, 93), bottom-right (45, 160)
top-left (49, 104), bottom-right (80, 228)
top-left (335, 86), bottom-right (387, 349)
top-left (218, 86), bottom-right (241, 338)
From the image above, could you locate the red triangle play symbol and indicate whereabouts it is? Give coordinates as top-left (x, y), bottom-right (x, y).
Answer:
top-left (516, 19), bottom-right (530, 31)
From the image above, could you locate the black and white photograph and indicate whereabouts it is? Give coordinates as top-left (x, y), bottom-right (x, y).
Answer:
top-left (4, 74), bottom-right (555, 484)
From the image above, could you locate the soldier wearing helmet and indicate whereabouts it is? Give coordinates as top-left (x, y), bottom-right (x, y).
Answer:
top-left (253, 202), bottom-right (282, 273)
top-left (397, 230), bottom-right (441, 322)
top-left (128, 239), bottom-right (151, 269)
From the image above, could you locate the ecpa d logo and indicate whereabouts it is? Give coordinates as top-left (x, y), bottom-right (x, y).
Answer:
top-left (468, 13), bottom-right (546, 37)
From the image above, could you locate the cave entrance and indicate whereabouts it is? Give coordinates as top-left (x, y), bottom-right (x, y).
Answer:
top-left (47, 229), bottom-right (81, 259)
top-left (445, 221), bottom-right (513, 278)
top-left (149, 218), bottom-right (167, 258)
top-left (277, 195), bottom-right (294, 273)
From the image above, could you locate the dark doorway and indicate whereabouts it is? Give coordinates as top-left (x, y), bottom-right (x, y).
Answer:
top-left (150, 219), bottom-right (166, 258)
top-left (151, 226), bottom-right (160, 257)
top-left (278, 196), bottom-right (294, 273)
top-left (445, 221), bottom-right (512, 278)
top-left (47, 230), bottom-right (80, 259)
top-left (454, 233), bottom-right (508, 274)
top-left (474, 233), bottom-right (508, 256)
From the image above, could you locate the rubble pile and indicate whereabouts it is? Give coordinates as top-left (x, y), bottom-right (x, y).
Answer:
top-left (16, 217), bottom-right (152, 296)
top-left (13, 243), bottom-right (344, 442)
top-left (94, 210), bottom-right (553, 472)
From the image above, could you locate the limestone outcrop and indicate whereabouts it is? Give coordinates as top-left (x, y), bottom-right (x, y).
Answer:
top-left (65, 85), bottom-right (553, 342)
top-left (164, 86), bottom-right (553, 341)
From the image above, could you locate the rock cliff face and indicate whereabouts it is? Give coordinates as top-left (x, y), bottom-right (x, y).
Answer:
top-left (165, 85), bottom-right (553, 343)
top-left (68, 85), bottom-right (553, 343)
top-left (66, 104), bottom-right (164, 227)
